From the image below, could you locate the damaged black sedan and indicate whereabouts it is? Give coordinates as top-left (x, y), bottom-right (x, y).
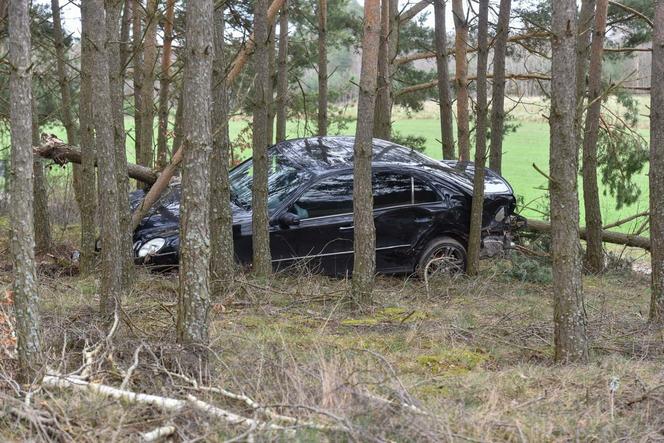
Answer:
top-left (130, 136), bottom-right (522, 276)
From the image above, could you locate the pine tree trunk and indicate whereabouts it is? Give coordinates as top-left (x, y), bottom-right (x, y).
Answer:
top-left (582, 0), bottom-right (608, 274)
top-left (550, 0), bottom-right (588, 363)
top-left (252, 0), bottom-right (273, 277)
top-left (317, 0), bottom-right (328, 136)
top-left (132, 0), bottom-right (143, 171)
top-left (79, 1), bottom-right (99, 275)
top-left (275, 1), bottom-right (289, 142)
top-left (172, 87), bottom-right (184, 159)
top-left (352, 0), bottom-right (380, 305)
top-left (51, 0), bottom-right (81, 205)
top-left (434, 0), bottom-right (455, 160)
top-left (210, 8), bottom-right (235, 297)
top-left (488, 0), bottom-right (511, 173)
top-left (575, 0), bottom-right (596, 122)
top-left (32, 96), bottom-right (51, 253)
top-left (452, 0), bottom-right (470, 161)
top-left (267, 22), bottom-right (277, 145)
top-left (9, 0), bottom-right (41, 380)
top-left (156, 0), bottom-right (175, 170)
top-left (177, 0), bottom-right (214, 346)
top-left (120, 0), bottom-right (132, 71)
top-left (139, 0), bottom-right (158, 169)
top-left (373, 0), bottom-right (392, 140)
top-left (650, 0), bottom-right (664, 323)
top-left (466, 0), bottom-right (489, 277)
top-left (88, 0), bottom-right (125, 318)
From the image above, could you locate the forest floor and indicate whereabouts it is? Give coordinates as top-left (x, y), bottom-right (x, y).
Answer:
top-left (1, 234), bottom-right (663, 441)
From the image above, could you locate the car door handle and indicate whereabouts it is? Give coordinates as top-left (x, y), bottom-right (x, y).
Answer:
top-left (339, 225), bottom-right (354, 231)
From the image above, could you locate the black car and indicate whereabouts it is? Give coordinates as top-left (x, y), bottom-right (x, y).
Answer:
top-left (130, 136), bottom-right (521, 276)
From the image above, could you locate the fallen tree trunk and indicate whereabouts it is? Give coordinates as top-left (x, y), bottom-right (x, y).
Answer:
top-left (525, 218), bottom-right (650, 251)
top-left (36, 134), bottom-right (158, 185)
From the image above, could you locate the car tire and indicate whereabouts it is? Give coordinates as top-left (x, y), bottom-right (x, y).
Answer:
top-left (416, 237), bottom-right (467, 278)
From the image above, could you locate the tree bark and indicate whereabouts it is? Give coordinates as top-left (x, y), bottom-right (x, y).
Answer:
top-left (120, 0), bottom-right (132, 71)
top-left (317, 0), bottom-right (328, 136)
top-left (156, 0), bottom-right (175, 170)
top-left (575, 0), bottom-right (596, 118)
top-left (107, 0), bottom-right (135, 286)
top-left (176, 0), bottom-right (214, 346)
top-left (89, 0), bottom-right (125, 318)
top-left (79, 1), bottom-right (99, 275)
top-left (275, 0), bottom-right (289, 142)
top-left (132, 0), bottom-right (143, 170)
top-left (466, 0), bottom-right (489, 277)
top-left (488, 0), bottom-right (511, 173)
top-left (452, 0), bottom-right (470, 161)
top-left (434, 0), bottom-right (455, 160)
top-left (373, 0), bottom-right (392, 140)
top-left (525, 219), bottom-right (650, 251)
top-left (650, 0), bottom-right (664, 323)
top-left (582, 0), bottom-right (608, 274)
top-left (32, 96), bottom-right (51, 253)
top-left (267, 21), bottom-right (277, 145)
top-left (252, 0), bottom-right (272, 277)
top-left (210, 7), bottom-right (235, 296)
top-left (550, 0), bottom-right (588, 363)
top-left (51, 0), bottom-right (81, 205)
top-left (139, 0), bottom-right (158, 169)
top-left (352, 0), bottom-right (380, 304)
top-left (9, 0), bottom-right (41, 380)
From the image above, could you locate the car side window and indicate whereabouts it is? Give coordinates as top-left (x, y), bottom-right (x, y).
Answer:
top-left (373, 172), bottom-right (440, 208)
top-left (290, 174), bottom-right (354, 219)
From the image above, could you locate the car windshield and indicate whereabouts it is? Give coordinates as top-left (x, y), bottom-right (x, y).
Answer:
top-left (230, 149), bottom-right (308, 212)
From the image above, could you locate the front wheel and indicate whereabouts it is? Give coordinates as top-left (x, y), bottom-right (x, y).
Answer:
top-left (416, 237), bottom-right (467, 279)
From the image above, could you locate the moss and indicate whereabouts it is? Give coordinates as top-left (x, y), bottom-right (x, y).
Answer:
top-left (341, 306), bottom-right (427, 326)
top-left (416, 348), bottom-right (489, 376)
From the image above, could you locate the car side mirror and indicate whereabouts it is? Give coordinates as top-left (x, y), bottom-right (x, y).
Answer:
top-left (278, 212), bottom-right (300, 228)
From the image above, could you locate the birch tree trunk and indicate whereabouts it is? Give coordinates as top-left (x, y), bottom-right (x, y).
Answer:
top-left (488, 0), bottom-right (511, 173)
top-left (275, 1), bottom-right (289, 142)
top-left (210, 8), bottom-right (235, 297)
top-left (156, 0), bottom-right (176, 170)
top-left (177, 0), bottom-right (214, 345)
top-left (352, 0), bottom-right (381, 304)
top-left (32, 96), bottom-right (51, 253)
top-left (252, 0), bottom-right (272, 277)
top-left (452, 0), bottom-right (470, 161)
top-left (649, 0), bottom-right (664, 323)
top-left (434, 0), bottom-right (455, 160)
top-left (466, 0), bottom-right (488, 277)
top-left (582, 0), bottom-right (608, 274)
top-left (139, 0), bottom-right (158, 169)
top-left (373, 0), bottom-right (391, 140)
top-left (9, 0), bottom-right (41, 380)
top-left (132, 0), bottom-right (143, 170)
top-left (88, 0), bottom-right (124, 318)
top-left (550, 0), bottom-right (588, 363)
top-left (317, 0), bottom-right (328, 137)
top-left (79, 1), bottom-right (99, 276)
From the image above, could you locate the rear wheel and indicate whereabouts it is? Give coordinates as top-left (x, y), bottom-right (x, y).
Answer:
top-left (416, 237), bottom-right (467, 279)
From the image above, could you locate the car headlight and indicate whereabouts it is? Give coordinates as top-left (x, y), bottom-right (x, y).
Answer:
top-left (495, 206), bottom-right (506, 223)
top-left (138, 238), bottom-right (166, 258)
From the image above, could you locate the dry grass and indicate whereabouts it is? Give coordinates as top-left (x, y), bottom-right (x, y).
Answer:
top-left (1, 252), bottom-right (663, 442)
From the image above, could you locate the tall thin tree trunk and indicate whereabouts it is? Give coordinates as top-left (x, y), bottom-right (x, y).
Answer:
top-left (550, 0), bottom-right (588, 363)
top-left (317, 0), bottom-right (328, 136)
top-left (177, 0), bottom-right (214, 346)
top-left (488, 0), bottom-right (511, 173)
top-left (649, 0), bottom-right (664, 323)
top-left (466, 0), bottom-right (489, 277)
top-left (132, 0), bottom-right (143, 169)
top-left (88, 0), bottom-right (124, 318)
top-left (32, 95), bottom-right (51, 253)
top-left (79, 1), bottom-right (98, 275)
top-left (575, 0), bottom-right (596, 126)
top-left (9, 0), bottom-right (40, 380)
top-left (275, 0), bottom-right (289, 142)
top-left (373, 0), bottom-right (391, 140)
top-left (452, 0), bottom-right (470, 161)
top-left (352, 0), bottom-right (381, 304)
top-left (120, 0), bottom-right (132, 71)
top-left (252, 0), bottom-right (272, 277)
top-left (434, 0), bottom-right (455, 160)
top-left (107, 0), bottom-right (134, 286)
top-left (156, 0), bottom-right (175, 170)
top-left (172, 86), bottom-right (184, 158)
top-left (266, 22), bottom-right (277, 145)
top-left (139, 0), bottom-right (158, 169)
top-left (51, 0), bottom-right (81, 206)
top-left (210, 7), bottom-right (234, 297)
top-left (582, 0), bottom-right (608, 274)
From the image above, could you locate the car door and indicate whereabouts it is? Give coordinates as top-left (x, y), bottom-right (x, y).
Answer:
top-left (271, 173), bottom-right (355, 275)
top-left (373, 171), bottom-right (443, 273)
